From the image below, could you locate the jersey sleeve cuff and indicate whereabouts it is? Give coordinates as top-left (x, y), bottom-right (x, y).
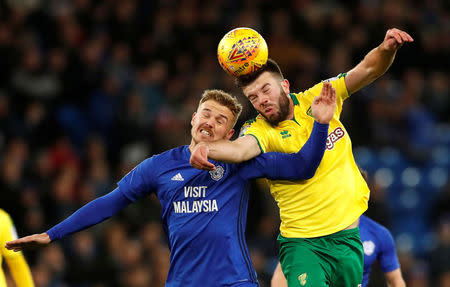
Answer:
top-left (338, 72), bottom-right (351, 98)
top-left (381, 264), bottom-right (401, 273)
top-left (246, 134), bottom-right (265, 153)
top-left (313, 121), bottom-right (330, 131)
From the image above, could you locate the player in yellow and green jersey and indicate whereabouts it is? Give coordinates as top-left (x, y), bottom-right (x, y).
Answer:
top-left (190, 28), bottom-right (413, 287)
top-left (0, 209), bottom-right (34, 287)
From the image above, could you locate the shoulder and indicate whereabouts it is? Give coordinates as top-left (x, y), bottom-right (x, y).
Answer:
top-left (0, 209), bottom-right (9, 221)
top-left (245, 115), bottom-right (268, 127)
top-left (149, 146), bottom-right (187, 163)
top-left (239, 116), bottom-right (270, 136)
top-left (324, 73), bottom-right (347, 83)
top-left (361, 216), bottom-right (394, 244)
top-left (0, 209), bottom-right (12, 230)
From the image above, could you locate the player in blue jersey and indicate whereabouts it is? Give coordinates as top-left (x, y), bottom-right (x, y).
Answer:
top-left (6, 87), bottom-right (336, 287)
top-left (359, 214), bottom-right (405, 287)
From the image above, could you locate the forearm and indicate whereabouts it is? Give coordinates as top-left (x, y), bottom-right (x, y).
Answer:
top-left (47, 188), bottom-right (131, 241)
top-left (387, 278), bottom-right (406, 287)
top-left (7, 255), bottom-right (34, 287)
top-left (385, 269), bottom-right (406, 287)
top-left (207, 136), bottom-right (261, 163)
top-left (347, 45), bottom-right (396, 94)
top-left (362, 44), bottom-right (397, 80)
top-left (281, 121), bottom-right (328, 179)
top-left (259, 122), bottom-right (328, 180)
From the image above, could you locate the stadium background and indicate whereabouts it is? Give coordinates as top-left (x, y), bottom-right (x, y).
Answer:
top-left (0, 0), bottom-right (448, 286)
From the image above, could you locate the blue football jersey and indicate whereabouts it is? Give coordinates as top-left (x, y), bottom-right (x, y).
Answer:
top-left (360, 215), bottom-right (400, 287)
top-left (118, 145), bottom-right (320, 287)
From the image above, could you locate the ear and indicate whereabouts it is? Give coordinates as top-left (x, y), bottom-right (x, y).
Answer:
top-left (281, 79), bottom-right (290, 94)
top-left (225, 129), bottom-right (235, 140)
top-left (191, 112), bottom-right (196, 126)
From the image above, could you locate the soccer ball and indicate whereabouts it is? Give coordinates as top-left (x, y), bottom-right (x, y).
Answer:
top-left (217, 27), bottom-right (268, 77)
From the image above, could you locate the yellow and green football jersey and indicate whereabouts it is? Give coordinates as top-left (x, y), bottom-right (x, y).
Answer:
top-left (241, 74), bottom-right (369, 238)
top-left (0, 209), bottom-right (34, 287)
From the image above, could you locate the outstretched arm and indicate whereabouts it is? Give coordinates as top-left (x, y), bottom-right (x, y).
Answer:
top-left (345, 28), bottom-right (413, 94)
top-left (190, 80), bottom-right (337, 171)
top-left (5, 188), bottom-right (132, 252)
top-left (241, 82), bottom-right (335, 180)
top-left (190, 133), bottom-right (261, 170)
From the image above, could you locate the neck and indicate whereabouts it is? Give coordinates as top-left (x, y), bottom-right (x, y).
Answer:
top-left (188, 140), bottom-right (197, 153)
top-left (286, 98), bottom-right (295, 120)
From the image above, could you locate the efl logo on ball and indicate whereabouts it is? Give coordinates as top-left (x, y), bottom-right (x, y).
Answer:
top-left (217, 27), bottom-right (268, 77)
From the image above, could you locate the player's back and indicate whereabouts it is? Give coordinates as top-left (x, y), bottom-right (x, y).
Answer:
top-left (119, 146), bottom-right (259, 287)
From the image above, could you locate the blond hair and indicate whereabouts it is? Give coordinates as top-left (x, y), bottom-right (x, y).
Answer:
top-left (199, 89), bottom-right (242, 127)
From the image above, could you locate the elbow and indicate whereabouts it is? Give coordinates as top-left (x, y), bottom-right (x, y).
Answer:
top-left (294, 166), bottom-right (317, 180)
top-left (387, 277), bottom-right (406, 287)
top-left (303, 169), bottom-right (317, 180)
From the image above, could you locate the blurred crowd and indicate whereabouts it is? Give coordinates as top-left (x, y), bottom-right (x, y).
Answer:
top-left (0, 0), bottom-right (448, 286)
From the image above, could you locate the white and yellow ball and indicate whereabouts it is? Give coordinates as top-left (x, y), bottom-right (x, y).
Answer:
top-left (217, 27), bottom-right (268, 77)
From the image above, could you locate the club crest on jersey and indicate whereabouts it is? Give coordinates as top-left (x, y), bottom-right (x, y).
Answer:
top-left (363, 240), bottom-right (375, 256)
top-left (298, 273), bottom-right (307, 286)
top-left (209, 165), bottom-right (224, 181)
top-left (326, 127), bottom-right (345, 150)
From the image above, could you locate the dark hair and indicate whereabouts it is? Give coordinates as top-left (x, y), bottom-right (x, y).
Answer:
top-left (235, 58), bottom-right (284, 89)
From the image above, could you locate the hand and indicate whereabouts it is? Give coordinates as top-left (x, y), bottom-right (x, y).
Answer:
top-left (189, 144), bottom-right (216, 171)
top-left (311, 82), bottom-right (336, 124)
top-left (381, 28), bottom-right (413, 51)
top-left (5, 232), bottom-right (51, 252)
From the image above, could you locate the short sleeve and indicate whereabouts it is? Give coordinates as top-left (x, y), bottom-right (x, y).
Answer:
top-left (377, 228), bottom-right (401, 273)
top-left (302, 74), bottom-right (349, 117)
top-left (239, 118), bottom-right (268, 153)
top-left (117, 157), bottom-right (157, 202)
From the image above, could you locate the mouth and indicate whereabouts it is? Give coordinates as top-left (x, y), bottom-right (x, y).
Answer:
top-left (199, 128), bottom-right (213, 138)
top-left (264, 107), bottom-right (274, 115)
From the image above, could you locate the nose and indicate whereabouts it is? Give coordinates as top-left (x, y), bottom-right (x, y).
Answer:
top-left (203, 120), bottom-right (214, 129)
top-left (259, 94), bottom-right (269, 107)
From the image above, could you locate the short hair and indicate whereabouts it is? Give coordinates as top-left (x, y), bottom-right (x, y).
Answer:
top-left (199, 89), bottom-right (242, 127)
top-left (235, 58), bottom-right (284, 89)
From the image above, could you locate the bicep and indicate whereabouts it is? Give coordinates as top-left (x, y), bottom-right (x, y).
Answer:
top-left (118, 157), bottom-right (156, 201)
top-left (210, 135), bottom-right (262, 163)
top-left (236, 135), bottom-right (262, 160)
top-left (378, 231), bottom-right (401, 273)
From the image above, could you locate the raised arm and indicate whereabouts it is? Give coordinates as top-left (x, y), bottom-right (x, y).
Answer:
top-left (5, 188), bottom-right (132, 252)
top-left (240, 82), bottom-right (335, 180)
top-left (345, 28), bottom-right (413, 94)
top-left (190, 80), bottom-right (337, 171)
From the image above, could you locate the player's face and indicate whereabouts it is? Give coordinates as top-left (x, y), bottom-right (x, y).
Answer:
top-left (191, 100), bottom-right (235, 144)
top-left (243, 72), bottom-right (291, 125)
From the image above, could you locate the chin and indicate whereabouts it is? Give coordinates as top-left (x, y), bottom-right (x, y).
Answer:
top-left (198, 135), bottom-right (214, 142)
